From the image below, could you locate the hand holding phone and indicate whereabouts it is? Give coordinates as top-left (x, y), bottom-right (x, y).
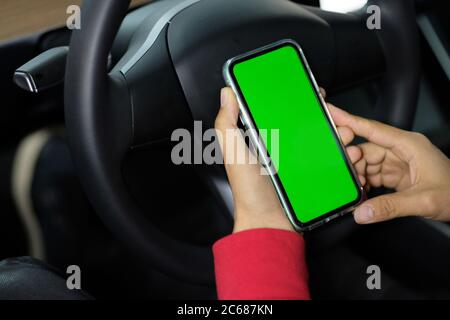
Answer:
top-left (220, 40), bottom-right (365, 231)
top-left (216, 87), bottom-right (365, 232)
top-left (216, 87), bottom-right (295, 233)
top-left (328, 104), bottom-right (450, 225)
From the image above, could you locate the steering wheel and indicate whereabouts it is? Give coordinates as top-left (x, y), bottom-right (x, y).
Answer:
top-left (64, 0), bottom-right (419, 286)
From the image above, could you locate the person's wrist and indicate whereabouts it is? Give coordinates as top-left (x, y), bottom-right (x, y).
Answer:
top-left (233, 209), bottom-right (294, 233)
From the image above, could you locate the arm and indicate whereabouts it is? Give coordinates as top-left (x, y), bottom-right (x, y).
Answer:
top-left (213, 88), bottom-right (309, 300)
top-left (213, 228), bottom-right (310, 300)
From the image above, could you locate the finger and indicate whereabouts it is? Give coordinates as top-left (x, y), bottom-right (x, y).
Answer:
top-left (353, 191), bottom-right (422, 224)
top-left (337, 126), bottom-right (355, 146)
top-left (358, 174), bottom-right (366, 186)
top-left (346, 145), bottom-right (362, 164)
top-left (327, 104), bottom-right (407, 150)
top-left (345, 146), bottom-right (365, 185)
top-left (358, 142), bottom-right (387, 165)
top-left (215, 87), bottom-right (240, 130)
top-left (366, 173), bottom-right (383, 188)
top-left (366, 164), bottom-right (382, 175)
top-left (357, 142), bottom-right (386, 186)
top-left (215, 88), bottom-right (260, 177)
top-left (360, 142), bottom-right (409, 189)
top-left (215, 88), bottom-right (250, 164)
top-left (354, 157), bottom-right (367, 176)
top-left (319, 87), bottom-right (326, 99)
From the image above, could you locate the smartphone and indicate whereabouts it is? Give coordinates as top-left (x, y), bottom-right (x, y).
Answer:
top-left (223, 39), bottom-right (365, 232)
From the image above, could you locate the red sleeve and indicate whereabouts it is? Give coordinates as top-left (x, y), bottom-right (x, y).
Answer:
top-left (213, 228), bottom-right (310, 300)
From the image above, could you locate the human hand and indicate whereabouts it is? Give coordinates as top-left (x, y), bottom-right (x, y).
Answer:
top-left (328, 103), bottom-right (450, 224)
top-left (215, 88), bottom-right (291, 232)
top-left (214, 87), bottom-right (363, 232)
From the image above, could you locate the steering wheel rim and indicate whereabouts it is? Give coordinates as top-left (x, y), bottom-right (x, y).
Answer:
top-left (65, 0), bottom-right (420, 286)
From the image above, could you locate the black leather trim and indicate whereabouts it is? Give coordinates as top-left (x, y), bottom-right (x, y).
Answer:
top-left (0, 257), bottom-right (91, 300)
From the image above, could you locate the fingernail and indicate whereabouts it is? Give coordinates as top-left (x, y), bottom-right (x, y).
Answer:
top-left (354, 205), bottom-right (374, 224)
top-left (221, 88), bottom-right (229, 107)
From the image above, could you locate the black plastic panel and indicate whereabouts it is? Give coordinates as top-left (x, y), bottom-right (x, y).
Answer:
top-left (122, 26), bottom-right (192, 146)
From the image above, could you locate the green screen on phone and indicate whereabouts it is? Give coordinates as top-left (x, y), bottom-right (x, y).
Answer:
top-left (231, 43), bottom-right (360, 224)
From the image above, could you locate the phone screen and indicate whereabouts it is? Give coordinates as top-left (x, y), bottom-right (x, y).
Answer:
top-left (230, 43), bottom-right (361, 225)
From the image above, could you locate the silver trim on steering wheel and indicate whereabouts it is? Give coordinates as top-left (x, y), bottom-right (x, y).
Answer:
top-left (120, 0), bottom-right (201, 74)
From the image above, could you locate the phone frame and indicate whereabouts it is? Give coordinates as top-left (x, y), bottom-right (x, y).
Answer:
top-left (223, 39), bottom-right (366, 232)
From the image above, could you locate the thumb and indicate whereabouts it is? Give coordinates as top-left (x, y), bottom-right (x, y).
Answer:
top-left (215, 87), bottom-right (252, 165)
top-left (214, 87), bottom-right (261, 177)
top-left (215, 87), bottom-right (240, 131)
top-left (354, 191), bottom-right (421, 224)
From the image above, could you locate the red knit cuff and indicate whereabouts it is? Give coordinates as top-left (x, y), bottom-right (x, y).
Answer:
top-left (213, 228), bottom-right (310, 300)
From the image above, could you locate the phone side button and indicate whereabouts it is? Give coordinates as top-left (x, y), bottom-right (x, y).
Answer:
top-left (310, 220), bottom-right (325, 230)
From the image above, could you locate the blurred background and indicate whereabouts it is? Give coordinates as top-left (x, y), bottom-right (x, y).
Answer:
top-left (0, 0), bottom-right (151, 42)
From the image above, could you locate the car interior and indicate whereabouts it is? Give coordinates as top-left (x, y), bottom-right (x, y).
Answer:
top-left (0, 0), bottom-right (450, 299)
